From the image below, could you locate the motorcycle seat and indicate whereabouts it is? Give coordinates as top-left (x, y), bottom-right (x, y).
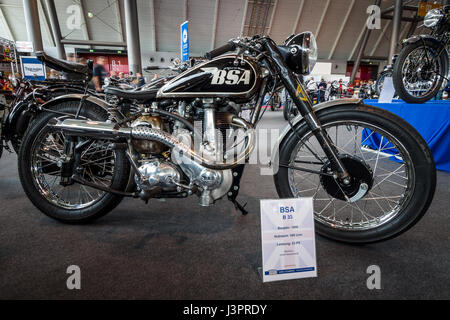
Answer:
top-left (104, 87), bottom-right (158, 102)
top-left (35, 51), bottom-right (92, 77)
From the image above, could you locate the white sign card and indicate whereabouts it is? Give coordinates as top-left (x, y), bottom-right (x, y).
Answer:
top-left (378, 76), bottom-right (395, 103)
top-left (260, 198), bottom-right (317, 282)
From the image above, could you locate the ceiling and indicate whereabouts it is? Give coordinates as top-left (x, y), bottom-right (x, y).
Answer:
top-left (0, 0), bottom-right (437, 63)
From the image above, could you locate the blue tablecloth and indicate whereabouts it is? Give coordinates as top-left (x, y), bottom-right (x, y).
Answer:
top-left (363, 99), bottom-right (450, 172)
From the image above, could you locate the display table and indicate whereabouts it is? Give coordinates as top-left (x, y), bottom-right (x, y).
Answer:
top-left (363, 99), bottom-right (450, 172)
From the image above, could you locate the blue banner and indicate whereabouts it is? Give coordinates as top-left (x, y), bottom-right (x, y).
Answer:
top-left (180, 21), bottom-right (189, 62)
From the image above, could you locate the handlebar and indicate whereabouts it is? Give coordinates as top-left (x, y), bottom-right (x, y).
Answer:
top-left (204, 41), bottom-right (236, 59)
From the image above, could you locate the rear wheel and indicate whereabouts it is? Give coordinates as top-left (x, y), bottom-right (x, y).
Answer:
top-left (18, 101), bottom-right (130, 223)
top-left (274, 104), bottom-right (436, 243)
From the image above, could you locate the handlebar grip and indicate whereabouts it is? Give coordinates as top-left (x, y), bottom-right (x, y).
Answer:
top-left (204, 42), bottom-right (236, 60)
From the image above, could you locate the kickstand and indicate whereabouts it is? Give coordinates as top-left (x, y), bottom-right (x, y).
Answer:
top-left (230, 198), bottom-right (248, 215)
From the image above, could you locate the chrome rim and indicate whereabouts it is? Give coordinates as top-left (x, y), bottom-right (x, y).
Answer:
top-left (30, 123), bottom-right (116, 210)
top-left (401, 46), bottom-right (442, 98)
top-left (288, 120), bottom-right (415, 231)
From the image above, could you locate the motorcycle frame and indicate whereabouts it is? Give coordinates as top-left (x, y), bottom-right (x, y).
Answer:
top-left (260, 37), bottom-right (349, 178)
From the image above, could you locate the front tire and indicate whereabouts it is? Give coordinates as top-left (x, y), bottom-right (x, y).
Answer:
top-left (18, 101), bottom-right (130, 223)
top-left (393, 39), bottom-right (447, 103)
top-left (274, 104), bottom-right (436, 243)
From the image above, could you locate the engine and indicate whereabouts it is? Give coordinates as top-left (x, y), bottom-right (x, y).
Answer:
top-left (130, 114), bottom-right (166, 154)
top-left (112, 99), bottom-right (251, 206)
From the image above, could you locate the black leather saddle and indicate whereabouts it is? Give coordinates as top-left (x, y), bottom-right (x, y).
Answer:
top-left (104, 87), bottom-right (159, 102)
top-left (35, 51), bottom-right (93, 78)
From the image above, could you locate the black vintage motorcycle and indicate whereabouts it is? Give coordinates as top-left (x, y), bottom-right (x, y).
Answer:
top-left (18, 33), bottom-right (436, 244)
top-left (393, 7), bottom-right (450, 103)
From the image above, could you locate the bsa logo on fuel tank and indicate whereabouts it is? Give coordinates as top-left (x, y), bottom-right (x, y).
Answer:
top-left (201, 67), bottom-right (251, 85)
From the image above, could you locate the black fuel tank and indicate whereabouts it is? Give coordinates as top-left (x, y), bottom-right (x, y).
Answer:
top-left (157, 55), bottom-right (261, 99)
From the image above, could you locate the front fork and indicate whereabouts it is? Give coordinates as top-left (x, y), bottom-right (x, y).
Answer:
top-left (263, 38), bottom-right (349, 180)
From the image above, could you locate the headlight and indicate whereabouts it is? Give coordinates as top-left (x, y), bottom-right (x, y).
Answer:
top-left (302, 32), bottom-right (317, 74)
top-left (285, 31), bottom-right (318, 75)
top-left (424, 9), bottom-right (443, 28)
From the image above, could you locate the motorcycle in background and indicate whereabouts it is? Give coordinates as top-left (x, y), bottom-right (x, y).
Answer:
top-left (325, 80), bottom-right (341, 100)
top-left (393, 7), bottom-right (450, 103)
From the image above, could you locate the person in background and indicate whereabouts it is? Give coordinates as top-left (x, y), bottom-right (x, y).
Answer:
top-left (318, 77), bottom-right (327, 103)
top-left (49, 69), bottom-right (59, 79)
top-left (109, 70), bottom-right (118, 80)
top-left (62, 53), bottom-right (84, 81)
top-left (67, 52), bottom-right (76, 62)
top-left (77, 57), bottom-right (87, 65)
top-left (136, 72), bottom-right (146, 88)
top-left (92, 56), bottom-right (107, 92)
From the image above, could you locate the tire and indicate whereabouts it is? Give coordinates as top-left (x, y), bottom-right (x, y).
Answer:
top-left (393, 39), bottom-right (447, 103)
top-left (274, 104), bottom-right (436, 243)
top-left (18, 101), bottom-right (130, 223)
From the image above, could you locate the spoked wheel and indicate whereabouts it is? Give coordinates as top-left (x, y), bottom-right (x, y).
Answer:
top-left (274, 104), bottom-right (436, 243)
top-left (18, 102), bottom-right (130, 223)
top-left (393, 39), bottom-right (447, 103)
top-left (31, 131), bottom-right (114, 209)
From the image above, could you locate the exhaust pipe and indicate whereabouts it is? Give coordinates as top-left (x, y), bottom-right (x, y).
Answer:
top-left (48, 117), bottom-right (255, 170)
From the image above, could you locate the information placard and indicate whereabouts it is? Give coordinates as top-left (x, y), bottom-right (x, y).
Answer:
top-left (260, 198), bottom-right (317, 282)
top-left (378, 76), bottom-right (395, 103)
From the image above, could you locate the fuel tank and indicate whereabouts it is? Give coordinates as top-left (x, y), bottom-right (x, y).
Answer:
top-left (157, 55), bottom-right (261, 99)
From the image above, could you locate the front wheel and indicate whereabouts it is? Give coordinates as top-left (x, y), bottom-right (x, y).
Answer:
top-left (274, 104), bottom-right (436, 243)
top-left (393, 39), bottom-right (447, 103)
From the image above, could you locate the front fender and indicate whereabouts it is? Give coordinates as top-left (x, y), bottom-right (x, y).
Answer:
top-left (402, 35), bottom-right (449, 78)
top-left (270, 98), bottom-right (363, 172)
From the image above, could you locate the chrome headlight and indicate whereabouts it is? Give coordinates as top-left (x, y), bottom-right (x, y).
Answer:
top-left (285, 31), bottom-right (318, 75)
top-left (303, 32), bottom-right (318, 74)
top-left (424, 9), bottom-right (443, 28)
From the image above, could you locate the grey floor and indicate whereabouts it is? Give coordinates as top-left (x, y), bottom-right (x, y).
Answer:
top-left (0, 111), bottom-right (449, 299)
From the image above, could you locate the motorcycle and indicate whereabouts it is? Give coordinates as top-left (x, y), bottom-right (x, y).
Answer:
top-left (18, 32), bottom-right (436, 244)
top-left (392, 6), bottom-right (450, 103)
top-left (358, 83), bottom-right (377, 99)
top-left (0, 73), bottom-right (99, 158)
top-left (325, 81), bottom-right (341, 100)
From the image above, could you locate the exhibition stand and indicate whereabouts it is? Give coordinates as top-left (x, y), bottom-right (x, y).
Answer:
top-left (364, 99), bottom-right (450, 173)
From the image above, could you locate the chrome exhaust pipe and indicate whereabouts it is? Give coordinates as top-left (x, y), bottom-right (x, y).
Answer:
top-left (48, 117), bottom-right (255, 170)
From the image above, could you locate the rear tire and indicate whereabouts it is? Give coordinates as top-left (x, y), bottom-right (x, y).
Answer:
top-left (18, 101), bottom-right (130, 223)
